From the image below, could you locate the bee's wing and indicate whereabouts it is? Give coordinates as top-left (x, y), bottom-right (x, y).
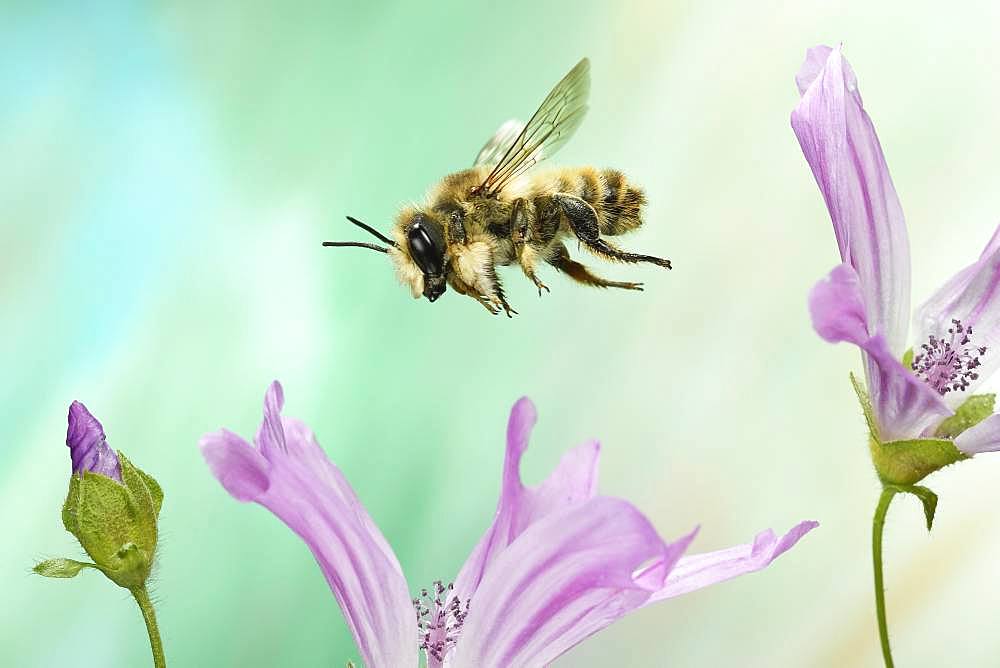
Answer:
top-left (474, 119), bottom-right (525, 167)
top-left (476, 58), bottom-right (590, 196)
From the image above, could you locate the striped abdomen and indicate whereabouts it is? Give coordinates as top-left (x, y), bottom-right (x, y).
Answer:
top-left (542, 166), bottom-right (647, 236)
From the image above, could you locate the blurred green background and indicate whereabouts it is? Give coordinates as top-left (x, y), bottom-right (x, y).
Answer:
top-left (4, 1), bottom-right (1000, 665)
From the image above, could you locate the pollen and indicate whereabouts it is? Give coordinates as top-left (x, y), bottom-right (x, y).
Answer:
top-left (911, 319), bottom-right (987, 395)
top-left (414, 580), bottom-right (470, 663)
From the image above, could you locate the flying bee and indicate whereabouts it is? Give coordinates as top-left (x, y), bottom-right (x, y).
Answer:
top-left (324, 57), bottom-right (671, 317)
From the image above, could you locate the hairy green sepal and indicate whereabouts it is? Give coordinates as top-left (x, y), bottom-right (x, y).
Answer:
top-left (59, 451), bottom-right (163, 589)
top-left (33, 558), bottom-right (97, 578)
top-left (850, 374), bottom-right (986, 486)
top-left (935, 394), bottom-right (995, 439)
top-left (849, 374), bottom-right (996, 536)
top-left (869, 437), bottom-right (968, 486)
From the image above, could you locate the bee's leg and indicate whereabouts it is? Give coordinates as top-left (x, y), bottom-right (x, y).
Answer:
top-left (552, 193), bottom-right (671, 269)
top-left (546, 242), bottom-right (644, 290)
top-left (509, 198), bottom-right (550, 296)
top-left (476, 293), bottom-right (501, 315)
top-left (510, 198), bottom-right (530, 245)
top-left (519, 244), bottom-right (550, 296)
top-left (448, 273), bottom-right (499, 315)
top-left (465, 242), bottom-right (517, 318)
top-left (490, 268), bottom-right (518, 318)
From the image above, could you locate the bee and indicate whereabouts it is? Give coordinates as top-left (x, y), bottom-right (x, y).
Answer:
top-left (324, 58), bottom-right (670, 316)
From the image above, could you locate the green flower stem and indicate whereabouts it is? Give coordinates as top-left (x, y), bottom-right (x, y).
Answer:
top-left (132, 586), bottom-right (166, 668)
top-left (872, 487), bottom-right (897, 668)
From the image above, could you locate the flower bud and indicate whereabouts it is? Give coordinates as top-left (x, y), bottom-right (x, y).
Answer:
top-left (45, 402), bottom-right (164, 589)
top-left (67, 401), bottom-right (121, 481)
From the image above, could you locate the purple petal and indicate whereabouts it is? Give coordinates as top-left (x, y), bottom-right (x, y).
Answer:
top-left (955, 412), bottom-right (1000, 454)
top-left (914, 223), bottom-right (1000, 402)
top-left (792, 44), bottom-right (911, 355)
top-left (66, 401), bottom-right (121, 482)
top-left (453, 397), bottom-right (600, 602)
top-left (795, 44), bottom-right (834, 96)
top-left (199, 382), bottom-right (415, 668)
top-left (811, 265), bottom-right (951, 440)
top-left (451, 497), bottom-right (695, 668)
top-left (809, 262), bottom-right (870, 345)
top-left (255, 380), bottom-right (286, 457)
top-left (200, 429), bottom-right (269, 502)
top-left (645, 521), bottom-right (818, 603)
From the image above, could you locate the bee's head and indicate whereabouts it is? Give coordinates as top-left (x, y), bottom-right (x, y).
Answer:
top-left (396, 211), bottom-right (448, 302)
top-left (323, 212), bottom-right (450, 304)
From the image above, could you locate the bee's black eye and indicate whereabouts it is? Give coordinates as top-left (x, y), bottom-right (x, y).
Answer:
top-left (407, 217), bottom-right (445, 277)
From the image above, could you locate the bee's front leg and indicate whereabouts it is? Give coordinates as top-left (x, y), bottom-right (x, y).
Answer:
top-left (477, 294), bottom-right (501, 315)
top-left (450, 240), bottom-right (517, 317)
top-left (495, 289), bottom-right (518, 318)
top-left (448, 271), bottom-right (499, 315)
top-left (484, 267), bottom-right (517, 318)
top-left (482, 267), bottom-right (517, 318)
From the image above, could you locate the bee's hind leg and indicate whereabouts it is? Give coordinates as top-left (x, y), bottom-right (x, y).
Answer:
top-left (553, 193), bottom-right (671, 269)
top-left (547, 243), bottom-right (643, 290)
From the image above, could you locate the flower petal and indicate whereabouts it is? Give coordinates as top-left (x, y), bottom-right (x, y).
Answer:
top-left (792, 45), bottom-right (911, 355)
top-left (809, 262), bottom-right (870, 345)
top-left (811, 264), bottom-right (951, 440)
top-left (914, 223), bottom-right (1000, 402)
top-left (451, 497), bottom-right (694, 668)
top-left (200, 382), bottom-right (415, 668)
top-left (645, 520), bottom-right (818, 603)
top-left (453, 398), bottom-right (600, 601)
top-left (954, 412), bottom-right (1000, 454)
top-left (66, 401), bottom-right (121, 482)
top-left (794, 44), bottom-right (833, 96)
top-left (200, 429), bottom-right (269, 502)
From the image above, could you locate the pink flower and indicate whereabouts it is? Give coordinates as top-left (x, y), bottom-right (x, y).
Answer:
top-left (794, 45), bottom-right (1000, 458)
top-left (201, 382), bottom-right (816, 667)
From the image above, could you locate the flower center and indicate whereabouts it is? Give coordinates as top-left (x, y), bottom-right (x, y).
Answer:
top-left (911, 319), bottom-right (986, 395)
top-left (414, 580), bottom-right (470, 663)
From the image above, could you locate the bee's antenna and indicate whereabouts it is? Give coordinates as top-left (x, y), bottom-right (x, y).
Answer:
top-left (321, 241), bottom-right (389, 253)
top-left (345, 215), bottom-right (398, 248)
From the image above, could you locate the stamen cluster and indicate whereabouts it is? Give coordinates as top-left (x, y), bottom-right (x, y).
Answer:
top-left (414, 580), bottom-right (470, 662)
top-left (911, 319), bottom-right (987, 395)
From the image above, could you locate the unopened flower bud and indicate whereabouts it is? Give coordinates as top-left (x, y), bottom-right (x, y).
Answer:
top-left (45, 402), bottom-right (164, 589)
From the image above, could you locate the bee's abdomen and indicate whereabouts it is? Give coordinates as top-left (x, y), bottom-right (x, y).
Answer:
top-left (553, 167), bottom-right (646, 236)
top-left (595, 168), bottom-right (646, 236)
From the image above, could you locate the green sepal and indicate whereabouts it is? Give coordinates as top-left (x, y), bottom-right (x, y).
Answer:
top-left (851, 373), bottom-right (974, 484)
top-left (935, 394), bottom-right (996, 439)
top-left (136, 468), bottom-right (163, 517)
top-left (870, 436), bottom-right (968, 485)
top-left (885, 484), bottom-right (938, 531)
top-left (61, 451), bottom-right (162, 589)
top-left (33, 558), bottom-right (97, 578)
top-left (850, 373), bottom-right (880, 440)
top-left (62, 475), bottom-right (81, 536)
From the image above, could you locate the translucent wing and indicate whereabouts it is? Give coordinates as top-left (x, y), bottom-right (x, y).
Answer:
top-left (474, 119), bottom-right (525, 167)
top-left (475, 58), bottom-right (590, 196)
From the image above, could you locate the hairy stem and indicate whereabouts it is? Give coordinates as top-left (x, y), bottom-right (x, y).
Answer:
top-left (132, 586), bottom-right (166, 668)
top-left (872, 487), bottom-right (897, 668)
